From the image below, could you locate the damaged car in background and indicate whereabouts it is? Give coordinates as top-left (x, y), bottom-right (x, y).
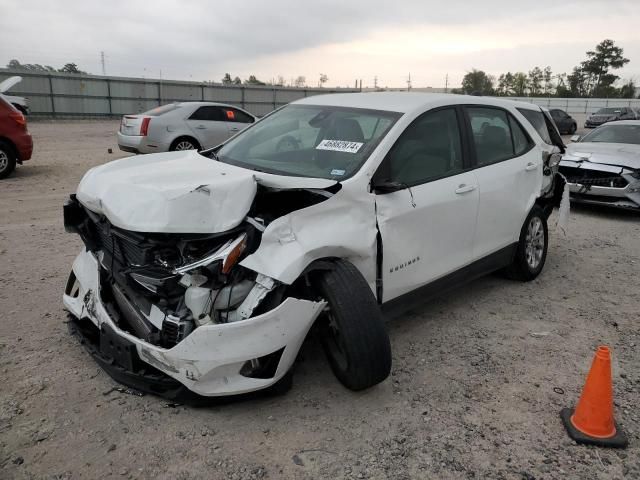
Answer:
top-left (560, 120), bottom-right (640, 210)
top-left (63, 93), bottom-right (565, 400)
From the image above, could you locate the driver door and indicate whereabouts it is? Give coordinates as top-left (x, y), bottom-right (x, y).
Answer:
top-left (374, 107), bottom-right (479, 302)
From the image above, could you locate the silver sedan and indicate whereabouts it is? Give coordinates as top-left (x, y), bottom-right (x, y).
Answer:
top-left (559, 120), bottom-right (640, 209)
top-left (117, 102), bottom-right (256, 154)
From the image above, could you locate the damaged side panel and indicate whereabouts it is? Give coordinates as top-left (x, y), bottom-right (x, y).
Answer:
top-left (240, 184), bottom-right (379, 293)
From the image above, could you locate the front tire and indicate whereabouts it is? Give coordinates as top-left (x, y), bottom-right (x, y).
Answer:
top-left (569, 123), bottom-right (577, 134)
top-left (313, 260), bottom-right (391, 391)
top-left (0, 141), bottom-right (17, 179)
top-left (503, 205), bottom-right (548, 281)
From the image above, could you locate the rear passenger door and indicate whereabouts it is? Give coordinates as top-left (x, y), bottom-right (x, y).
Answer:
top-left (374, 107), bottom-right (479, 302)
top-left (222, 107), bottom-right (255, 137)
top-left (465, 106), bottom-right (541, 261)
top-left (185, 106), bottom-right (229, 148)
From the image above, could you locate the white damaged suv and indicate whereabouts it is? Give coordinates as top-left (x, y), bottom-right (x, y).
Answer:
top-left (63, 93), bottom-right (565, 399)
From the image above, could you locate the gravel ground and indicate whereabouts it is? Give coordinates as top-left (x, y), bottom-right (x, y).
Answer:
top-left (1, 120), bottom-right (639, 480)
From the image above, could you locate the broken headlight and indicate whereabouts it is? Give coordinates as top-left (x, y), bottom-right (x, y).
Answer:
top-left (172, 233), bottom-right (247, 275)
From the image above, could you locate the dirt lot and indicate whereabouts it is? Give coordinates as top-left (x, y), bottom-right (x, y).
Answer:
top-left (1, 120), bottom-right (639, 480)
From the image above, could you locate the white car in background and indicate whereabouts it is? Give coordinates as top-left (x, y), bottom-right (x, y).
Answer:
top-left (64, 93), bottom-right (564, 399)
top-left (560, 120), bottom-right (640, 209)
top-left (117, 102), bottom-right (256, 154)
top-left (0, 76), bottom-right (29, 115)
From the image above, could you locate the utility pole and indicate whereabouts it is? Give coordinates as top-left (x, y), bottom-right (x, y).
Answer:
top-left (100, 51), bottom-right (106, 76)
top-left (445, 73), bottom-right (448, 93)
top-left (406, 73), bottom-right (412, 91)
top-left (374, 76), bottom-right (378, 89)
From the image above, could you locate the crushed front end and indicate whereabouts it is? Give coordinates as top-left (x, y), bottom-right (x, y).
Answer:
top-left (559, 160), bottom-right (640, 209)
top-left (62, 195), bottom-right (325, 397)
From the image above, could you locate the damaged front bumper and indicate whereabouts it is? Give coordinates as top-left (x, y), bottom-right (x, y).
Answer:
top-left (559, 160), bottom-right (640, 210)
top-left (63, 249), bottom-right (325, 397)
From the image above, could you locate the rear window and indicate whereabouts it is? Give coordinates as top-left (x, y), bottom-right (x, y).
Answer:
top-left (517, 108), bottom-right (552, 144)
top-left (142, 104), bottom-right (180, 116)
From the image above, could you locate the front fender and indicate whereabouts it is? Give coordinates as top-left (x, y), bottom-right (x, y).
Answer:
top-left (240, 185), bottom-right (378, 292)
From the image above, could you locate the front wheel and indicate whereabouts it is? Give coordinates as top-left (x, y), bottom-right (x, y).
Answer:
top-left (0, 141), bottom-right (17, 179)
top-left (503, 205), bottom-right (548, 281)
top-left (313, 259), bottom-right (391, 391)
top-left (569, 123), bottom-right (577, 134)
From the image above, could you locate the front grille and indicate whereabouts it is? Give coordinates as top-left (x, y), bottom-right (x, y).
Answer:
top-left (560, 166), bottom-right (628, 189)
top-left (93, 220), bottom-right (151, 266)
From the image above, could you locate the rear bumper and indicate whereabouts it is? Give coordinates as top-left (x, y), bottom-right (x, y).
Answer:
top-left (117, 132), bottom-right (168, 154)
top-left (63, 249), bottom-right (325, 397)
top-left (14, 131), bottom-right (33, 161)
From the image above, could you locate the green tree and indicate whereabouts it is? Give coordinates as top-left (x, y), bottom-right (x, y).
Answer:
top-left (461, 69), bottom-right (494, 95)
top-left (221, 73), bottom-right (232, 85)
top-left (618, 80), bottom-right (636, 99)
top-left (528, 67), bottom-right (543, 96)
top-left (244, 75), bottom-right (265, 85)
top-left (542, 66), bottom-right (554, 96)
top-left (496, 72), bottom-right (515, 96)
top-left (512, 72), bottom-right (529, 96)
top-left (59, 63), bottom-right (86, 74)
top-left (233, 76), bottom-right (242, 85)
top-left (581, 39), bottom-right (629, 97)
top-left (566, 67), bottom-right (588, 97)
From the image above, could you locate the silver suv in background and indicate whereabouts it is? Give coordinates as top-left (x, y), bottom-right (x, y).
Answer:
top-left (117, 102), bottom-right (256, 154)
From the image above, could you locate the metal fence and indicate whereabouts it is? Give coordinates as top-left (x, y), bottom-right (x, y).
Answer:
top-left (0, 69), bottom-right (358, 117)
top-left (502, 96), bottom-right (640, 115)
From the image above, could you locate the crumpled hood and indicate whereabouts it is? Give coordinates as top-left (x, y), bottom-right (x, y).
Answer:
top-left (76, 150), bottom-right (337, 233)
top-left (564, 143), bottom-right (640, 171)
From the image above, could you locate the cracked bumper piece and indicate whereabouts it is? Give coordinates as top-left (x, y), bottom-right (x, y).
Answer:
top-left (63, 250), bottom-right (325, 397)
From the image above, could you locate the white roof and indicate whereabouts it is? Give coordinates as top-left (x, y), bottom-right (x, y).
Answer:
top-left (293, 91), bottom-right (541, 115)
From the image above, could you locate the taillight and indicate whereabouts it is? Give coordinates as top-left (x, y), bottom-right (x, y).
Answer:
top-left (140, 117), bottom-right (151, 136)
top-left (9, 111), bottom-right (26, 128)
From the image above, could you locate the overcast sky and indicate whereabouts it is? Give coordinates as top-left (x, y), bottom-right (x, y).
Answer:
top-left (1, 0), bottom-right (638, 88)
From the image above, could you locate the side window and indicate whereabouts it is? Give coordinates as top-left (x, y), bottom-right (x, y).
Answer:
top-left (467, 107), bottom-right (514, 165)
top-left (190, 106), bottom-right (224, 121)
top-left (509, 116), bottom-right (533, 156)
top-left (385, 108), bottom-right (463, 185)
top-left (224, 108), bottom-right (254, 124)
top-left (517, 108), bottom-right (552, 144)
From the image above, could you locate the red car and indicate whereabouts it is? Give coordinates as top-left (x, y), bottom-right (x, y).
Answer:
top-left (0, 94), bottom-right (33, 179)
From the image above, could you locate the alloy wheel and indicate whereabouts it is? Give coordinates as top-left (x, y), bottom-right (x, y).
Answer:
top-left (525, 217), bottom-right (545, 270)
top-left (175, 141), bottom-right (195, 151)
top-left (0, 149), bottom-right (8, 173)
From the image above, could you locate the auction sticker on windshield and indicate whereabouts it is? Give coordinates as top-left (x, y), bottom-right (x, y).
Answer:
top-left (316, 139), bottom-right (364, 154)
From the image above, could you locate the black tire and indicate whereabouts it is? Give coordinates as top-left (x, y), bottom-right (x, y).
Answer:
top-left (169, 137), bottom-right (200, 151)
top-left (0, 141), bottom-right (17, 179)
top-left (569, 123), bottom-right (577, 134)
top-left (503, 205), bottom-right (548, 281)
top-left (313, 259), bottom-right (391, 391)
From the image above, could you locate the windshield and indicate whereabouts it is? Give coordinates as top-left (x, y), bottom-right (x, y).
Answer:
top-left (595, 108), bottom-right (621, 115)
top-left (580, 124), bottom-right (640, 145)
top-left (215, 104), bottom-right (401, 179)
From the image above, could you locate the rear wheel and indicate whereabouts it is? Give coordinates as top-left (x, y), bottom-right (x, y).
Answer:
top-left (313, 260), bottom-right (391, 391)
top-left (503, 205), bottom-right (548, 281)
top-left (170, 137), bottom-right (199, 151)
top-left (0, 141), bottom-right (17, 179)
top-left (569, 123), bottom-right (577, 134)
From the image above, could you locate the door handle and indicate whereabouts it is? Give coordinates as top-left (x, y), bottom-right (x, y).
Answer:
top-left (229, 127), bottom-right (239, 132)
top-left (195, 125), bottom-right (207, 129)
top-left (455, 184), bottom-right (477, 194)
top-left (525, 162), bottom-right (537, 171)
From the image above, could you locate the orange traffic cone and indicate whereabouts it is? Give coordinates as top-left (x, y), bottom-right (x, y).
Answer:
top-left (560, 346), bottom-right (628, 448)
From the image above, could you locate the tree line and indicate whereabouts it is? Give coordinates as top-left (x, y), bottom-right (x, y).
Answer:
top-left (455, 39), bottom-right (637, 99)
top-left (5, 59), bottom-right (87, 74)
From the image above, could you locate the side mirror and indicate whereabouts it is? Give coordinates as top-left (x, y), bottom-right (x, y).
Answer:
top-left (372, 180), bottom-right (405, 194)
top-left (570, 134), bottom-right (581, 142)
